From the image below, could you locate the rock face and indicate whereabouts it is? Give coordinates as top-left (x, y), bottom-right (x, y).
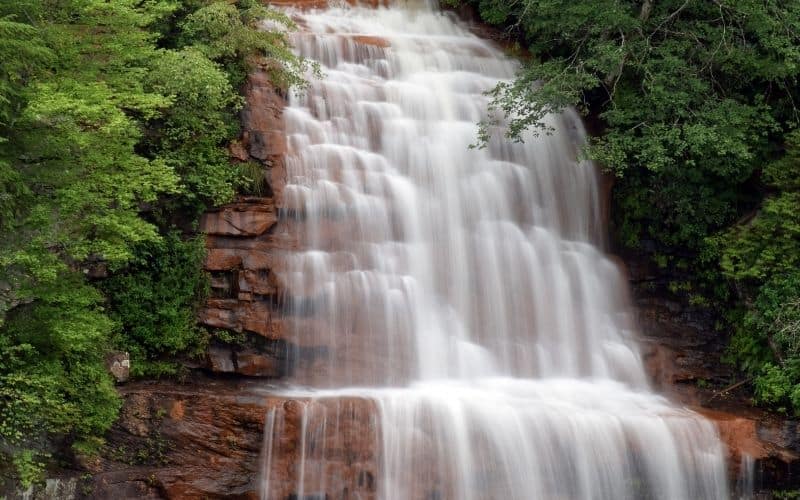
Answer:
top-left (628, 251), bottom-right (800, 492)
top-left (200, 202), bottom-right (277, 238)
top-left (56, 376), bottom-right (381, 500)
top-left (106, 352), bottom-right (131, 383)
top-left (197, 65), bottom-right (298, 379)
top-left (260, 397), bottom-right (381, 500)
top-left (84, 377), bottom-right (268, 499)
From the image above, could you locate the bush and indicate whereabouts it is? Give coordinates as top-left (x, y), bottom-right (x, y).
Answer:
top-left (102, 234), bottom-right (210, 364)
top-left (725, 273), bottom-right (800, 412)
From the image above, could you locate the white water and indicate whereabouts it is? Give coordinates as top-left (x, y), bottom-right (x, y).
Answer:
top-left (260, 1), bottom-right (730, 498)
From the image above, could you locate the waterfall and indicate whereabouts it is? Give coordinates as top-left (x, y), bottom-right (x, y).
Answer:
top-left (259, 1), bottom-right (730, 498)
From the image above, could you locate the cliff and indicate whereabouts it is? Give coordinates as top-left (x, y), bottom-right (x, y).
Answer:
top-left (19, 13), bottom-right (800, 500)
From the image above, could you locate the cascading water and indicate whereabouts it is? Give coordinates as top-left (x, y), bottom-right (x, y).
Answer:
top-left (259, 1), bottom-right (730, 498)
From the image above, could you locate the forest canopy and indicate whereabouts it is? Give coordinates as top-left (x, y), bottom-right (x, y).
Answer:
top-left (446, 0), bottom-right (800, 411)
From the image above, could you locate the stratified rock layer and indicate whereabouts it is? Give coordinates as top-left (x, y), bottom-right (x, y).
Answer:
top-left (75, 378), bottom-right (384, 500)
top-left (197, 65), bottom-right (299, 380)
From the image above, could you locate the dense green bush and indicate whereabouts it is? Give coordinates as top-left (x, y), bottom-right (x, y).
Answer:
top-left (0, 274), bottom-right (120, 487)
top-left (728, 272), bottom-right (800, 411)
top-left (716, 131), bottom-right (800, 411)
top-left (102, 234), bottom-right (210, 376)
top-left (146, 47), bottom-right (243, 207)
top-left (716, 131), bottom-right (800, 282)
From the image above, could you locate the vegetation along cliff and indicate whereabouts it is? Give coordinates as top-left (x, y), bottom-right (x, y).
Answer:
top-left (1, 0), bottom-right (800, 497)
top-left (0, 0), bottom-right (310, 489)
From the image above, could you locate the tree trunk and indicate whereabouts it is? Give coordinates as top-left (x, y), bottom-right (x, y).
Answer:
top-left (640, 0), bottom-right (654, 22)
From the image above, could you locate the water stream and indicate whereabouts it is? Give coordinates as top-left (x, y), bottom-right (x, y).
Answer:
top-left (259, 2), bottom-right (730, 498)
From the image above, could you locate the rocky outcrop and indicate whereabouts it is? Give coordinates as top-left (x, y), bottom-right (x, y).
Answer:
top-left (628, 252), bottom-right (800, 492)
top-left (106, 352), bottom-right (131, 383)
top-left (83, 377), bottom-right (268, 499)
top-left (197, 64), bottom-right (298, 379)
top-left (47, 377), bottom-right (380, 500)
top-left (261, 397), bottom-right (380, 500)
top-left (200, 202), bottom-right (277, 238)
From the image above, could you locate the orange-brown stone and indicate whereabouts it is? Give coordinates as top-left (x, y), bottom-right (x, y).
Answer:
top-left (200, 202), bottom-right (277, 237)
top-left (352, 35), bottom-right (390, 47)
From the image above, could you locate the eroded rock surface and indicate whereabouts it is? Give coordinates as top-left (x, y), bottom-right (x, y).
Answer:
top-left (84, 378), bottom-right (268, 499)
top-left (56, 377), bottom-right (382, 500)
top-left (629, 252), bottom-right (800, 491)
top-left (197, 64), bottom-right (298, 380)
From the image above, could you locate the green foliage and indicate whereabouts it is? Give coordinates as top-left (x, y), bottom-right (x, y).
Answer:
top-left (753, 363), bottom-right (792, 408)
top-left (747, 274), bottom-right (800, 361)
top-left (10, 450), bottom-right (47, 489)
top-left (179, 0), bottom-right (312, 89)
top-left (16, 79), bottom-right (178, 266)
top-left (726, 273), bottom-right (800, 411)
top-left (72, 436), bottom-right (106, 457)
top-left (102, 234), bottom-right (210, 362)
top-left (715, 132), bottom-right (800, 412)
top-left (0, 274), bottom-right (121, 485)
top-left (0, 17), bottom-right (52, 129)
top-left (214, 329), bottom-right (248, 346)
top-left (0, 0), bottom-right (309, 488)
top-left (716, 131), bottom-right (800, 281)
top-left (236, 161), bottom-right (269, 196)
top-left (146, 48), bottom-right (243, 206)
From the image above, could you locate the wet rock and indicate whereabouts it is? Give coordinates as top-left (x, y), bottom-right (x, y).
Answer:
top-left (261, 397), bottom-right (381, 500)
top-left (200, 202), bottom-right (277, 237)
top-left (351, 35), bottom-right (390, 47)
top-left (235, 348), bottom-right (286, 377)
top-left (206, 344), bottom-right (287, 378)
top-left (16, 478), bottom-right (78, 500)
top-left (79, 378), bottom-right (384, 499)
top-left (700, 408), bottom-right (800, 490)
top-left (86, 377), bottom-right (267, 499)
top-left (626, 250), bottom-right (800, 488)
top-left (207, 345), bottom-right (236, 373)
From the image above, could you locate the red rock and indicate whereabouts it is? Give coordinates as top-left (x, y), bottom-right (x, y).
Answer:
top-left (235, 349), bottom-right (285, 377)
top-left (200, 203), bottom-right (277, 237)
top-left (205, 249), bottom-right (244, 271)
top-left (229, 141), bottom-right (250, 162)
top-left (352, 35), bottom-right (390, 47)
top-left (199, 306), bottom-right (239, 331)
